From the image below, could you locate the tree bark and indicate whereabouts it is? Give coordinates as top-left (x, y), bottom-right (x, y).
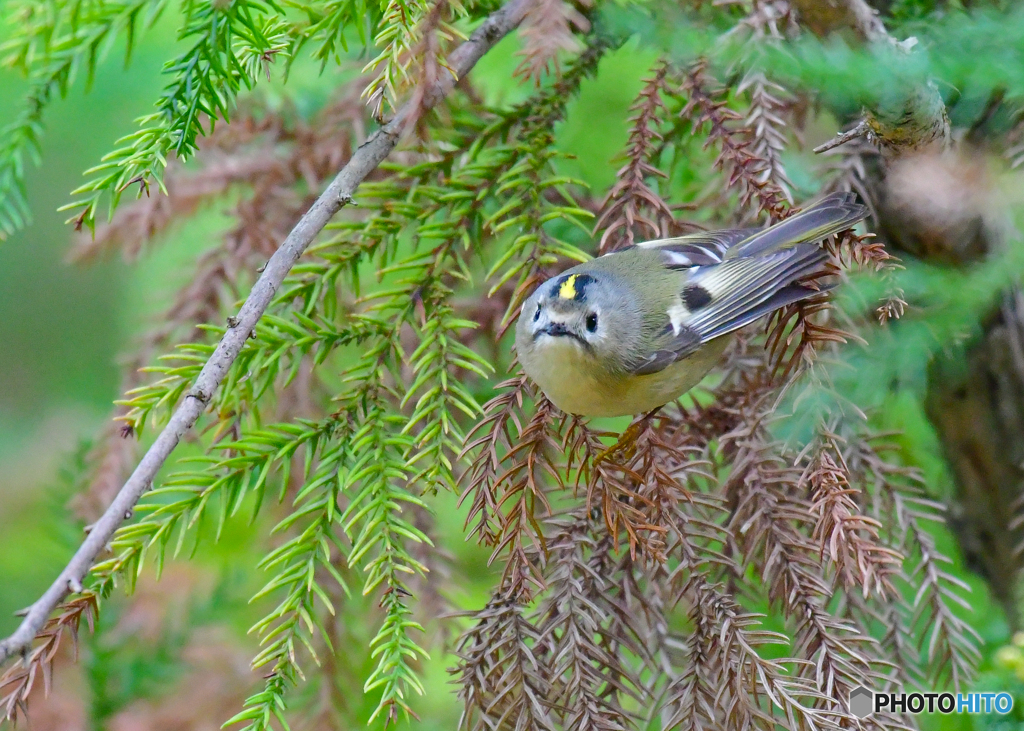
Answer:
top-left (926, 290), bottom-right (1024, 626)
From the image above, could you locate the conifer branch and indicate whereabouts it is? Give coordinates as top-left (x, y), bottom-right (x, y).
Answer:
top-left (730, 2), bottom-right (796, 204)
top-left (455, 588), bottom-right (558, 731)
top-left (0, 0), bottom-right (166, 239)
top-left (738, 71), bottom-right (794, 203)
top-left (808, 0), bottom-right (951, 157)
top-left (680, 60), bottom-right (789, 222)
top-left (533, 515), bottom-right (639, 731)
top-left (721, 405), bottom-right (881, 713)
top-left (807, 449), bottom-right (901, 599)
top-left (0, 0), bottom-right (533, 669)
top-left (845, 431), bottom-right (982, 688)
top-left (595, 60), bottom-right (675, 253)
top-left (0, 594), bottom-right (99, 725)
top-left (514, 0), bottom-right (591, 83)
top-left (666, 576), bottom-right (831, 731)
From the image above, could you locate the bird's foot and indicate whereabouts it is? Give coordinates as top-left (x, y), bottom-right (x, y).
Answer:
top-left (593, 408), bottom-right (661, 467)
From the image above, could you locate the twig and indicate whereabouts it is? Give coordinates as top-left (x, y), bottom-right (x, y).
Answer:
top-left (813, 120), bottom-right (870, 154)
top-left (0, 0), bottom-right (533, 668)
top-left (843, 0), bottom-right (894, 45)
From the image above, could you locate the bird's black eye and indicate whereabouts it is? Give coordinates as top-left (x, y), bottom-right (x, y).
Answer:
top-left (585, 312), bottom-right (598, 332)
top-left (533, 304), bottom-right (542, 321)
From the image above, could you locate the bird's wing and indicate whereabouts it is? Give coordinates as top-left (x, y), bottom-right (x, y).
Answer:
top-left (630, 191), bottom-right (865, 270)
top-left (634, 228), bottom-right (759, 269)
top-left (630, 244), bottom-right (829, 376)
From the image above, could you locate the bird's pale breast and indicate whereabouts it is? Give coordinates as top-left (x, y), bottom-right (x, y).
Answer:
top-left (520, 335), bottom-right (730, 417)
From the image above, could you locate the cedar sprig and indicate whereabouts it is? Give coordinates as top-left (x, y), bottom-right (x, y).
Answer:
top-left (675, 57), bottom-right (857, 379)
top-left (404, 0), bottom-right (448, 135)
top-left (50, 420), bottom-right (346, 731)
top-left (460, 374), bottom-right (533, 547)
top-left (846, 433), bottom-right (982, 689)
top-left (818, 140), bottom-right (908, 323)
top-left (738, 70), bottom-right (794, 203)
top-left (665, 575), bottom-right (833, 731)
top-left (297, 0), bottom-right (379, 68)
top-left (406, 505), bottom-right (458, 645)
top-left (628, 415), bottom-right (729, 572)
top-left (805, 440), bottom-right (903, 598)
top-left (454, 47), bottom-right (613, 595)
top-left (595, 60), bottom-right (677, 253)
top-left (402, 297), bottom-right (493, 494)
top-left (479, 395), bottom-right (564, 598)
top-left (566, 414), bottom-right (729, 571)
top-left (586, 536), bottom-right (660, 714)
top-left (229, 422), bottom-right (353, 731)
top-left (764, 231), bottom-right (868, 382)
top-left (826, 232), bottom-right (898, 273)
top-left (532, 515), bottom-right (640, 731)
top-left (340, 391), bottom-right (430, 725)
top-left (720, 408), bottom-right (881, 714)
top-left (362, 0), bottom-right (430, 118)
top-left (359, 242), bottom-right (490, 496)
top-left (85, 417), bottom-right (344, 601)
top-left (0, 594), bottom-right (99, 725)
top-left (728, 0), bottom-right (798, 203)
top-left (115, 313), bottom-right (389, 436)
top-left (559, 419), bottom-right (735, 723)
top-left (836, 587), bottom-right (922, 696)
top-left (62, 0), bottom-right (295, 231)
top-left (70, 87), bottom-right (368, 263)
top-left (567, 418), bottom-right (667, 561)
top-left (679, 59), bottom-right (790, 223)
top-left (819, 136), bottom-right (881, 227)
top-left (673, 349), bottom-right (774, 452)
top-left (663, 577), bottom-right (720, 731)
top-left (514, 0), bottom-right (591, 84)
top-left (323, 61), bottom-right (598, 614)
top-left (0, 0), bottom-right (166, 239)
top-left (454, 588), bottom-right (557, 731)
top-left (362, 0), bottom-right (466, 118)
top-left (765, 288), bottom-right (849, 381)
top-left (721, 0), bottom-right (796, 42)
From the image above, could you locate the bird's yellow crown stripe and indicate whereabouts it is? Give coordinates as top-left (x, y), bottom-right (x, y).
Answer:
top-left (558, 274), bottom-right (578, 299)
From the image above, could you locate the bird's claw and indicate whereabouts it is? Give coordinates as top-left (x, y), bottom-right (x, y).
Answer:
top-left (593, 408), bottom-right (661, 468)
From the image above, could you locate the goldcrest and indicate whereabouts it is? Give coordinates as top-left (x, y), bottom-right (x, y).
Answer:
top-left (515, 192), bottom-right (867, 417)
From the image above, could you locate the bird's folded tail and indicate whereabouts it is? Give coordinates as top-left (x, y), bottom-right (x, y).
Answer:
top-left (726, 191), bottom-right (868, 259)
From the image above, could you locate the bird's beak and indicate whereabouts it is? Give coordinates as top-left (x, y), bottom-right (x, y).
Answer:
top-left (534, 321), bottom-right (591, 350)
top-left (539, 322), bottom-right (571, 338)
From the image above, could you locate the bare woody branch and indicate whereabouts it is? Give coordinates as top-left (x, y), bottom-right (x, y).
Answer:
top-left (0, 0), bottom-right (533, 668)
top-left (805, 0), bottom-right (950, 156)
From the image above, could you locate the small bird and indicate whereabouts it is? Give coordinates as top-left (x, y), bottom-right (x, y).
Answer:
top-left (515, 192), bottom-right (867, 417)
